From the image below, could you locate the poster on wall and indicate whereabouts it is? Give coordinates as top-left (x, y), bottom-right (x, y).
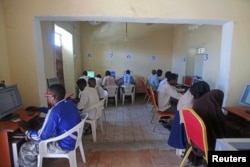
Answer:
top-left (108, 52), bottom-right (114, 60)
top-left (151, 55), bottom-right (156, 62)
top-left (126, 53), bottom-right (132, 60)
top-left (87, 52), bottom-right (92, 59)
top-left (203, 53), bottom-right (208, 62)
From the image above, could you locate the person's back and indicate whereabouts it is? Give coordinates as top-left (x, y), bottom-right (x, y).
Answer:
top-left (123, 69), bottom-right (135, 85)
top-left (102, 71), bottom-right (116, 87)
top-left (150, 69), bottom-right (162, 91)
top-left (157, 73), bottom-right (182, 112)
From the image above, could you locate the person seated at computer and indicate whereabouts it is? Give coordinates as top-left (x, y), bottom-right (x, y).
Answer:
top-left (157, 73), bottom-right (182, 113)
top-left (18, 84), bottom-right (81, 167)
top-left (192, 89), bottom-right (228, 151)
top-left (122, 69), bottom-right (136, 85)
top-left (95, 74), bottom-right (102, 87)
top-left (159, 71), bottom-right (172, 87)
top-left (167, 81), bottom-right (210, 156)
top-left (150, 69), bottom-right (163, 91)
top-left (88, 77), bottom-right (106, 100)
top-left (102, 70), bottom-right (116, 87)
top-left (79, 70), bottom-right (88, 82)
top-left (146, 69), bottom-right (156, 89)
top-left (77, 78), bottom-right (99, 120)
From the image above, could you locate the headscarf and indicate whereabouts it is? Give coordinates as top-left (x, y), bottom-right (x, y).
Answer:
top-left (189, 81), bottom-right (210, 99)
top-left (192, 89), bottom-right (226, 150)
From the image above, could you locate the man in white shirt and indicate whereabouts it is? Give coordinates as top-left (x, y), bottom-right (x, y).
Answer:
top-left (79, 70), bottom-right (88, 82)
top-left (76, 79), bottom-right (99, 120)
top-left (159, 71), bottom-right (172, 87)
top-left (102, 70), bottom-right (116, 87)
top-left (88, 77), bottom-right (106, 100)
top-left (157, 73), bottom-right (182, 112)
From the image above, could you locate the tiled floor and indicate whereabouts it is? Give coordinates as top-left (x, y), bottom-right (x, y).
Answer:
top-left (43, 96), bottom-right (185, 167)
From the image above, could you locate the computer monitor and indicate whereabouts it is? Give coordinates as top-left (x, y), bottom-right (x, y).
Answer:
top-left (0, 84), bottom-right (23, 120)
top-left (47, 77), bottom-right (61, 87)
top-left (87, 70), bottom-right (95, 78)
top-left (110, 71), bottom-right (116, 78)
top-left (239, 83), bottom-right (250, 107)
top-left (192, 78), bottom-right (203, 85)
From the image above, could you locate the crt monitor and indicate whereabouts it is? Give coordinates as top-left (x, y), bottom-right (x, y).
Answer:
top-left (0, 84), bottom-right (23, 120)
top-left (110, 71), bottom-right (116, 78)
top-left (47, 77), bottom-right (61, 87)
top-left (87, 70), bottom-right (95, 78)
top-left (239, 83), bottom-right (250, 107)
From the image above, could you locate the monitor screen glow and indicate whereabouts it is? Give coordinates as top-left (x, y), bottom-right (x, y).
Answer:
top-left (240, 83), bottom-right (250, 107)
top-left (0, 84), bottom-right (23, 119)
top-left (87, 70), bottom-right (95, 78)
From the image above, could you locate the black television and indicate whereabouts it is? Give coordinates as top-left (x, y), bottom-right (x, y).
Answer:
top-left (0, 84), bottom-right (23, 120)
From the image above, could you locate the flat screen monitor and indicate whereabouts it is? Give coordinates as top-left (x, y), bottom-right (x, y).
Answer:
top-left (0, 84), bottom-right (23, 120)
top-left (239, 83), bottom-right (250, 107)
top-left (110, 71), bottom-right (116, 78)
top-left (192, 78), bottom-right (203, 85)
top-left (47, 77), bottom-right (61, 87)
top-left (87, 70), bottom-right (95, 78)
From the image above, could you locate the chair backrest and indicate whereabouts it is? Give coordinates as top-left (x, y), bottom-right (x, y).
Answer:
top-left (39, 113), bottom-right (88, 153)
top-left (105, 85), bottom-right (118, 97)
top-left (182, 108), bottom-right (208, 159)
top-left (84, 99), bottom-right (105, 120)
top-left (140, 78), bottom-right (148, 94)
top-left (149, 86), bottom-right (158, 109)
top-left (121, 84), bottom-right (135, 94)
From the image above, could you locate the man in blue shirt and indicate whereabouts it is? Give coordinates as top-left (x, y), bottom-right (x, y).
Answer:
top-left (150, 69), bottom-right (163, 91)
top-left (18, 84), bottom-right (81, 167)
top-left (123, 69), bottom-right (135, 85)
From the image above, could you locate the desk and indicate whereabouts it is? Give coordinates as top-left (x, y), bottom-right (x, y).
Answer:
top-left (215, 138), bottom-right (250, 151)
top-left (223, 106), bottom-right (250, 122)
top-left (0, 109), bottom-right (39, 167)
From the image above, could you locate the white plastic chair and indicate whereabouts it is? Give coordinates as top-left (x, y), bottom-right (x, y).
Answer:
top-left (105, 85), bottom-right (118, 107)
top-left (37, 114), bottom-right (88, 167)
top-left (84, 99), bottom-right (105, 142)
top-left (121, 84), bottom-right (135, 105)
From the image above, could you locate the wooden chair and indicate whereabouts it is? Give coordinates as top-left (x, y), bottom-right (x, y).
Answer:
top-left (180, 108), bottom-right (208, 167)
top-left (37, 114), bottom-right (88, 167)
top-left (140, 77), bottom-right (151, 104)
top-left (148, 86), bottom-right (175, 131)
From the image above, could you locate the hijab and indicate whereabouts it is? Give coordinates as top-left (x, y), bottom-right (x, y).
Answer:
top-left (193, 89), bottom-right (226, 150)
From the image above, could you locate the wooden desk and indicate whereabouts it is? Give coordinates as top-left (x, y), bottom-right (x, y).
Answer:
top-left (0, 109), bottom-right (39, 167)
top-left (223, 106), bottom-right (250, 122)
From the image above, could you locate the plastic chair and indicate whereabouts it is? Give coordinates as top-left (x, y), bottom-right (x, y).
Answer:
top-left (84, 99), bottom-right (105, 142)
top-left (140, 77), bottom-right (151, 104)
top-left (105, 85), bottom-right (118, 107)
top-left (149, 86), bottom-right (175, 131)
top-left (180, 108), bottom-right (208, 167)
top-left (121, 84), bottom-right (135, 105)
top-left (37, 114), bottom-right (88, 167)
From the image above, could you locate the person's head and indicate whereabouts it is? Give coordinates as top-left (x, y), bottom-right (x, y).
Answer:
top-left (96, 74), bottom-right (102, 78)
top-left (165, 71), bottom-right (172, 79)
top-left (126, 70), bottom-right (130, 75)
top-left (76, 79), bottom-right (87, 91)
top-left (156, 69), bottom-right (163, 77)
top-left (105, 71), bottom-right (110, 76)
top-left (167, 73), bottom-right (178, 86)
top-left (82, 71), bottom-right (87, 76)
top-left (189, 81), bottom-right (210, 99)
top-left (46, 84), bottom-right (65, 106)
top-left (88, 77), bottom-right (96, 88)
top-left (152, 69), bottom-right (156, 75)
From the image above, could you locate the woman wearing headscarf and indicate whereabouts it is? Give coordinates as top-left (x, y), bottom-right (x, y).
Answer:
top-left (192, 89), bottom-right (227, 151)
top-left (167, 81), bottom-right (210, 155)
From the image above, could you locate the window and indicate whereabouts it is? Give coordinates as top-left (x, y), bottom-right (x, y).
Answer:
top-left (197, 47), bottom-right (205, 54)
top-left (54, 32), bottom-right (62, 47)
